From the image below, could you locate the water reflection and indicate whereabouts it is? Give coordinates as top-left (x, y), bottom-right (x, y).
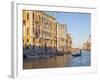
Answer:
top-left (23, 51), bottom-right (90, 69)
top-left (66, 51), bottom-right (91, 67)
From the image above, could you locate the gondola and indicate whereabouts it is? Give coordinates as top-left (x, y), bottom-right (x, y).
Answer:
top-left (71, 50), bottom-right (82, 57)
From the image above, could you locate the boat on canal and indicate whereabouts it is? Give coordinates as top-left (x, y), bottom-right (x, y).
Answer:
top-left (71, 50), bottom-right (82, 57)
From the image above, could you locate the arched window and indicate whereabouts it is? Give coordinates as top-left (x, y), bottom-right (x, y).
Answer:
top-left (27, 13), bottom-right (29, 20)
top-left (32, 27), bottom-right (34, 34)
top-left (27, 28), bottom-right (29, 35)
top-left (33, 12), bottom-right (34, 20)
top-left (27, 39), bottom-right (29, 43)
top-left (23, 20), bottom-right (25, 25)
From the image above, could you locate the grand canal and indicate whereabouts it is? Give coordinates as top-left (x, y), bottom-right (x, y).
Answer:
top-left (23, 51), bottom-right (91, 69)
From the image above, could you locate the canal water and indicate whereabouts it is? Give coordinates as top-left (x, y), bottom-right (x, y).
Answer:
top-left (23, 51), bottom-right (91, 69)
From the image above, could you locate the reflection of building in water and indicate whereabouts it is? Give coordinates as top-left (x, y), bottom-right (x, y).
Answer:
top-left (82, 35), bottom-right (91, 51)
top-left (66, 34), bottom-right (73, 53)
top-left (57, 23), bottom-right (67, 53)
top-left (23, 10), bottom-right (57, 54)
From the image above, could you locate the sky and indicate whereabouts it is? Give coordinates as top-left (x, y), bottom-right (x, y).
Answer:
top-left (45, 11), bottom-right (91, 48)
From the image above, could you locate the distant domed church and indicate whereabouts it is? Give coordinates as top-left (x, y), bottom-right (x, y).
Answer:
top-left (82, 35), bottom-right (91, 51)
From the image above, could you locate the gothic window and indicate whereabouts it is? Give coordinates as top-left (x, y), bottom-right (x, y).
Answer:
top-left (23, 20), bottom-right (26, 25)
top-left (27, 39), bottom-right (29, 43)
top-left (27, 28), bottom-right (29, 35)
top-left (33, 12), bottom-right (34, 20)
top-left (27, 13), bottom-right (29, 20)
